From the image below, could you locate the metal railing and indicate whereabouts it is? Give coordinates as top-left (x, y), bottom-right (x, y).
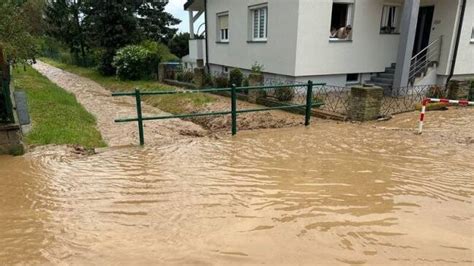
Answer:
top-left (409, 36), bottom-right (443, 84)
top-left (112, 81), bottom-right (325, 145)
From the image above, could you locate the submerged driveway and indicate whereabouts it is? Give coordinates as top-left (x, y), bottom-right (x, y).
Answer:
top-left (33, 61), bottom-right (207, 147)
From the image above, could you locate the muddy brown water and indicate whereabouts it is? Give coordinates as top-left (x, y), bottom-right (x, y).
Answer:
top-left (1, 109), bottom-right (474, 265)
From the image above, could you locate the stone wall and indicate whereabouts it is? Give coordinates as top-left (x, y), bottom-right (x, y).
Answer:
top-left (0, 124), bottom-right (24, 155)
top-left (448, 80), bottom-right (472, 100)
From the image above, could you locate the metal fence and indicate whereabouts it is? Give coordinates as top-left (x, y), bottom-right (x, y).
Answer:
top-left (381, 85), bottom-right (448, 116)
top-left (113, 81), bottom-right (325, 145)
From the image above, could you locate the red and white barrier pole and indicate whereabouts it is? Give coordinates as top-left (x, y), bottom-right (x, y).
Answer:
top-left (417, 98), bottom-right (474, 134)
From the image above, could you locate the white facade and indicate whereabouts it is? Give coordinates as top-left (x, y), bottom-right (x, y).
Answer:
top-left (185, 0), bottom-right (474, 85)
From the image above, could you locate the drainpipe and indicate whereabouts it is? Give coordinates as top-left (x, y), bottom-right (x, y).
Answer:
top-left (446, 0), bottom-right (466, 86)
top-left (204, 0), bottom-right (210, 73)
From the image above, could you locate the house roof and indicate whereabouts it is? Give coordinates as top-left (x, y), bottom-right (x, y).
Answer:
top-left (184, 0), bottom-right (204, 11)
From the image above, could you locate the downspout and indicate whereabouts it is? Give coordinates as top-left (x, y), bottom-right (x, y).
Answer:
top-left (446, 0), bottom-right (466, 85)
top-left (204, 0), bottom-right (210, 73)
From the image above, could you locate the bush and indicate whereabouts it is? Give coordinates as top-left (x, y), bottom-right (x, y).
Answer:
top-left (242, 77), bottom-right (249, 87)
top-left (213, 73), bottom-right (229, 88)
top-left (229, 68), bottom-right (244, 87)
top-left (427, 85), bottom-right (445, 98)
top-left (177, 70), bottom-right (194, 83)
top-left (275, 87), bottom-right (295, 101)
top-left (112, 45), bottom-right (151, 80)
top-left (469, 80), bottom-right (474, 101)
top-left (251, 62), bottom-right (264, 74)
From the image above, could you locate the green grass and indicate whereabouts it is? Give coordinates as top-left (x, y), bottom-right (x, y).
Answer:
top-left (13, 66), bottom-right (106, 148)
top-left (40, 57), bottom-right (215, 114)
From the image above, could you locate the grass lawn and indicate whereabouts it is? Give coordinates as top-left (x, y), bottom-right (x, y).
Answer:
top-left (13, 66), bottom-right (106, 148)
top-left (40, 57), bottom-right (215, 114)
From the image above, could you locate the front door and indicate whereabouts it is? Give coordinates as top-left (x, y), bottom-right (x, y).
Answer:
top-left (413, 6), bottom-right (435, 56)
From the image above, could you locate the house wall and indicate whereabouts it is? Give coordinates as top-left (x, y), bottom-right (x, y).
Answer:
top-left (294, 0), bottom-right (403, 77)
top-left (453, 0), bottom-right (474, 76)
top-left (206, 0), bottom-right (300, 77)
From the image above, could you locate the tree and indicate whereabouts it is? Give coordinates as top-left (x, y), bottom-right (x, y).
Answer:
top-left (136, 0), bottom-right (181, 44)
top-left (44, 0), bottom-right (87, 65)
top-left (0, 0), bottom-right (37, 78)
top-left (82, 0), bottom-right (140, 75)
top-left (168, 33), bottom-right (190, 59)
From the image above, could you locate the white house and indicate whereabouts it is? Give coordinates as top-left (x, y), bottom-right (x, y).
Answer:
top-left (184, 0), bottom-right (474, 88)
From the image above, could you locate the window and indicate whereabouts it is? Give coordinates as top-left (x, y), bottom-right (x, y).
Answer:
top-left (471, 27), bottom-right (474, 43)
top-left (217, 13), bottom-right (229, 42)
top-left (330, 2), bottom-right (354, 40)
top-left (250, 6), bottom-right (268, 41)
top-left (380, 5), bottom-right (401, 34)
top-left (346, 73), bottom-right (360, 83)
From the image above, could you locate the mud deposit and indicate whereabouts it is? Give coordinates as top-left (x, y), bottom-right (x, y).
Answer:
top-left (1, 108), bottom-right (473, 265)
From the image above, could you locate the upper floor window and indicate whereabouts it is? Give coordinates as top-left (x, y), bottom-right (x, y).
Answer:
top-left (250, 5), bottom-right (268, 41)
top-left (330, 1), bottom-right (354, 40)
top-left (380, 5), bottom-right (401, 34)
top-left (217, 13), bottom-right (229, 42)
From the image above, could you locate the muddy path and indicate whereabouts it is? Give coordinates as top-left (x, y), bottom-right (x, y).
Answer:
top-left (33, 61), bottom-right (304, 147)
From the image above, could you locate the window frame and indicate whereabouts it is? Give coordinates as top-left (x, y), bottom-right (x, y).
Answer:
top-left (249, 4), bottom-right (268, 42)
top-left (329, 1), bottom-right (355, 41)
top-left (346, 73), bottom-right (360, 84)
top-left (380, 4), bottom-right (401, 34)
top-left (217, 12), bottom-right (229, 43)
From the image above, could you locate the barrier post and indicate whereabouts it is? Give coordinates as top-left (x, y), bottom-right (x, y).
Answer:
top-left (135, 89), bottom-right (145, 145)
top-left (231, 84), bottom-right (237, 135)
top-left (305, 80), bottom-right (313, 126)
top-left (418, 98), bottom-right (429, 134)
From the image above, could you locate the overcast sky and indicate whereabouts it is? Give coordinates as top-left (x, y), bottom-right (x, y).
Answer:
top-left (165, 0), bottom-right (191, 33)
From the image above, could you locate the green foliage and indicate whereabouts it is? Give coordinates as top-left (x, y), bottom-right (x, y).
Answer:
top-left (177, 71), bottom-right (194, 83)
top-left (0, 1), bottom-right (38, 64)
top-left (141, 40), bottom-right (178, 64)
top-left (113, 45), bottom-right (151, 80)
top-left (242, 77), bottom-right (250, 87)
top-left (469, 80), bottom-right (474, 101)
top-left (13, 66), bottom-right (105, 148)
top-left (275, 87), bottom-right (295, 102)
top-left (229, 68), bottom-right (244, 87)
top-left (251, 62), bottom-right (264, 74)
top-left (213, 73), bottom-right (229, 88)
top-left (168, 33), bottom-right (190, 58)
top-left (426, 85), bottom-right (445, 99)
top-left (136, 0), bottom-right (181, 43)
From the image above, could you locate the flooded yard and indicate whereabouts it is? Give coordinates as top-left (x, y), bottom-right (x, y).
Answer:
top-left (1, 108), bottom-right (473, 265)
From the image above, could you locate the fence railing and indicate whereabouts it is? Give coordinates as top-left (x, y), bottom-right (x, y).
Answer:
top-left (0, 70), bottom-right (14, 124)
top-left (113, 81), bottom-right (325, 145)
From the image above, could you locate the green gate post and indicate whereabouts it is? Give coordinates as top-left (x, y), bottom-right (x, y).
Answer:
top-left (231, 84), bottom-right (237, 135)
top-left (305, 80), bottom-right (313, 126)
top-left (135, 88), bottom-right (145, 145)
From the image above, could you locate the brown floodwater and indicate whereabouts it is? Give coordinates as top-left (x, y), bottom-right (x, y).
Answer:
top-left (1, 109), bottom-right (473, 265)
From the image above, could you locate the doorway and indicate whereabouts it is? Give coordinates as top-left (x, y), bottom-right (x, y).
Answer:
top-left (413, 6), bottom-right (435, 56)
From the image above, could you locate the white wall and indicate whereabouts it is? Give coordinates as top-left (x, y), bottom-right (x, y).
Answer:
top-left (453, 0), bottom-right (474, 76)
top-left (295, 0), bottom-right (403, 76)
top-left (206, 0), bottom-right (300, 76)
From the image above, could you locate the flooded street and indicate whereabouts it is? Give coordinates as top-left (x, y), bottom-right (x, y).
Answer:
top-left (1, 109), bottom-right (473, 265)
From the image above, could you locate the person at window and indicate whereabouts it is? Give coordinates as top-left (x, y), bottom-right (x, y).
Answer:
top-left (334, 25), bottom-right (352, 39)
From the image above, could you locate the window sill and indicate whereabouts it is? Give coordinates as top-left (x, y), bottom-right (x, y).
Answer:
top-left (216, 41), bottom-right (229, 44)
top-left (247, 40), bottom-right (267, 43)
top-left (380, 32), bottom-right (400, 35)
top-left (329, 39), bottom-right (352, 43)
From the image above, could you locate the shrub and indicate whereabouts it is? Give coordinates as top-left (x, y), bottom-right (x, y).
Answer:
top-left (427, 85), bottom-right (445, 98)
top-left (242, 77), bottom-right (249, 87)
top-left (469, 80), bottom-right (474, 101)
top-left (251, 62), bottom-right (264, 74)
top-left (203, 73), bottom-right (213, 87)
top-left (112, 45), bottom-right (151, 80)
top-left (275, 87), bottom-right (295, 101)
top-left (229, 68), bottom-right (244, 87)
top-left (213, 73), bottom-right (229, 88)
top-left (179, 70), bottom-right (194, 83)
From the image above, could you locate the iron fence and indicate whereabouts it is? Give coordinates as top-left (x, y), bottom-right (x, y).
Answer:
top-left (381, 84), bottom-right (448, 116)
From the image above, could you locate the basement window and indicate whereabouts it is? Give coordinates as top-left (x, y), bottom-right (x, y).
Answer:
top-left (380, 5), bottom-right (401, 34)
top-left (217, 13), bottom-right (229, 42)
top-left (330, 1), bottom-right (354, 40)
top-left (346, 73), bottom-right (360, 84)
